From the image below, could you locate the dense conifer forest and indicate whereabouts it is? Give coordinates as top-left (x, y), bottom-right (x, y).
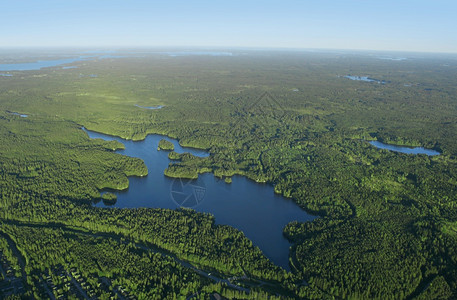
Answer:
top-left (1, 50), bottom-right (457, 299)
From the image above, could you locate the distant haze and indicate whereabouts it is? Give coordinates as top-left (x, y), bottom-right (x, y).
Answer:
top-left (1, 0), bottom-right (456, 53)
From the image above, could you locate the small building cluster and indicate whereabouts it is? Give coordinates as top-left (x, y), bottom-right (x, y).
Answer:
top-left (0, 250), bottom-right (24, 297)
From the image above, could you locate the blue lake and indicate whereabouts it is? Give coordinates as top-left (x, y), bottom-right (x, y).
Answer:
top-left (7, 111), bottom-right (28, 118)
top-left (344, 75), bottom-right (385, 84)
top-left (162, 51), bottom-right (233, 57)
top-left (134, 104), bottom-right (164, 110)
top-left (0, 54), bottom-right (124, 71)
top-left (369, 141), bottom-right (440, 156)
top-left (377, 56), bottom-right (407, 61)
top-left (0, 57), bottom-right (89, 71)
top-left (83, 128), bottom-right (315, 271)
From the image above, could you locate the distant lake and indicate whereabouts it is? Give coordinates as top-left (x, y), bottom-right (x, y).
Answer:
top-left (0, 54), bottom-right (124, 71)
top-left (162, 51), bottom-right (233, 57)
top-left (83, 128), bottom-right (315, 271)
top-left (344, 75), bottom-right (386, 84)
top-left (0, 57), bottom-right (89, 71)
top-left (134, 104), bottom-right (164, 110)
top-left (7, 111), bottom-right (28, 118)
top-left (377, 56), bottom-right (407, 61)
top-left (369, 141), bottom-right (440, 156)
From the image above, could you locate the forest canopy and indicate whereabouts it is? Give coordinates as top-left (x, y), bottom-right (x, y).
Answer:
top-left (1, 50), bottom-right (457, 299)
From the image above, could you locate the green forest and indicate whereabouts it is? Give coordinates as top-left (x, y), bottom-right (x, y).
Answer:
top-left (1, 50), bottom-right (457, 299)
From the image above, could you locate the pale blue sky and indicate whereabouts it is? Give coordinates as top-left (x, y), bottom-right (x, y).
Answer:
top-left (1, 0), bottom-right (456, 53)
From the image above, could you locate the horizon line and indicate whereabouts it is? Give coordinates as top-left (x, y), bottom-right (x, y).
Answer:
top-left (0, 45), bottom-right (456, 55)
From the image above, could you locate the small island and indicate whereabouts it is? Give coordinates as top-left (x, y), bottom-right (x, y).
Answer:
top-left (157, 139), bottom-right (175, 151)
top-left (168, 151), bottom-right (180, 160)
top-left (225, 177), bottom-right (232, 184)
top-left (101, 192), bottom-right (117, 205)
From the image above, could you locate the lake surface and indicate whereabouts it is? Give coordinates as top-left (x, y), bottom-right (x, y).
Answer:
top-left (344, 75), bottom-right (385, 84)
top-left (162, 51), bottom-right (233, 57)
top-left (83, 128), bottom-right (315, 270)
top-left (377, 56), bottom-right (407, 61)
top-left (134, 104), bottom-right (164, 110)
top-left (0, 57), bottom-right (89, 71)
top-left (0, 54), bottom-right (125, 71)
top-left (369, 141), bottom-right (440, 156)
top-left (7, 111), bottom-right (28, 118)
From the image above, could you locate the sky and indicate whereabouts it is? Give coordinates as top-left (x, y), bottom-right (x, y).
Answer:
top-left (1, 0), bottom-right (456, 53)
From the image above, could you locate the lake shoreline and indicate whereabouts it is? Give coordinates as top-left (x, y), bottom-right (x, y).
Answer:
top-left (82, 125), bottom-right (316, 271)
